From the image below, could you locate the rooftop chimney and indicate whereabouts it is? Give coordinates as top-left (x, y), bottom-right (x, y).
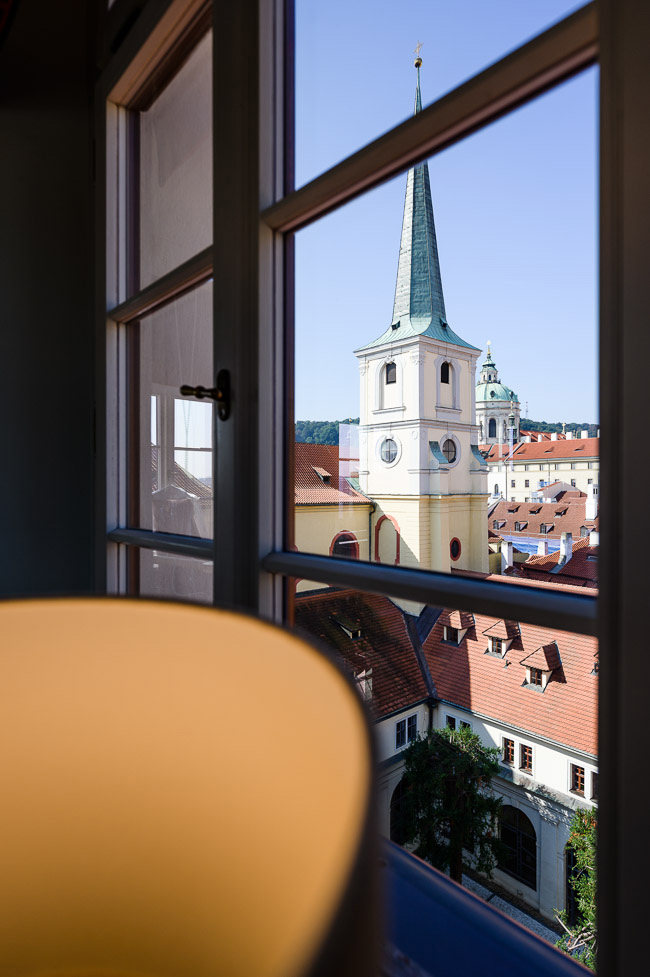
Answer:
top-left (559, 531), bottom-right (573, 565)
top-left (581, 429), bottom-right (589, 439)
top-left (550, 433), bottom-right (558, 441)
top-left (589, 530), bottom-right (599, 546)
top-left (501, 540), bottom-right (513, 573)
top-left (537, 540), bottom-right (549, 556)
top-left (585, 484), bottom-right (598, 520)
top-left (566, 431), bottom-right (573, 440)
top-left (537, 434), bottom-right (543, 442)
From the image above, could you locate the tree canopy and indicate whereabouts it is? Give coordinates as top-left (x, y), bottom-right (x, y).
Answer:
top-left (295, 418), bottom-right (358, 445)
top-left (396, 726), bottom-right (504, 882)
top-left (555, 808), bottom-right (597, 970)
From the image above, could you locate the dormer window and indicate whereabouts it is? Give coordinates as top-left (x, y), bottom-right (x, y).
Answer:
top-left (385, 362), bottom-right (396, 384)
top-left (312, 466), bottom-right (331, 483)
top-left (355, 668), bottom-right (372, 700)
top-left (514, 521), bottom-right (527, 532)
top-left (331, 613), bottom-right (362, 640)
top-left (520, 642), bottom-right (560, 691)
top-left (444, 626), bottom-right (459, 644)
top-left (441, 361), bottom-right (450, 384)
top-left (539, 523), bottom-right (553, 534)
top-left (529, 667), bottom-right (543, 686)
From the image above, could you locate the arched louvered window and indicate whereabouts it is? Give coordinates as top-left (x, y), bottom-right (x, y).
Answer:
top-left (441, 361), bottom-right (450, 384)
top-left (385, 362), bottom-right (396, 384)
top-left (488, 418), bottom-right (497, 439)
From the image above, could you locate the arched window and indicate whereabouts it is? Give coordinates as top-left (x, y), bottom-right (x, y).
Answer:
top-left (330, 531), bottom-right (359, 559)
top-left (499, 806), bottom-right (537, 889)
top-left (441, 361), bottom-right (450, 384)
top-left (488, 418), bottom-right (497, 439)
top-left (494, 483), bottom-right (499, 496)
top-left (385, 362), bottom-right (396, 384)
top-left (390, 779), bottom-right (408, 845)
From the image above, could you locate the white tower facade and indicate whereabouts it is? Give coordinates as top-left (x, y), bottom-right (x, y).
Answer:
top-left (355, 62), bottom-right (488, 578)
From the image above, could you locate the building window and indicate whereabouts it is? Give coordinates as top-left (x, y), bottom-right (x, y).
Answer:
top-left (444, 626), bottom-right (459, 644)
top-left (330, 532), bottom-right (359, 559)
top-left (396, 713), bottom-right (418, 749)
top-left (446, 715), bottom-right (456, 730)
top-left (450, 537), bottom-right (461, 561)
top-left (520, 744), bottom-right (533, 772)
top-left (488, 418), bottom-right (496, 439)
top-left (510, 479), bottom-right (515, 488)
top-left (571, 479), bottom-right (577, 487)
top-left (499, 807), bottom-right (537, 889)
top-left (441, 361), bottom-right (450, 384)
top-left (460, 720), bottom-right (471, 730)
top-left (493, 484), bottom-right (499, 496)
top-left (524, 479), bottom-right (529, 487)
top-left (571, 764), bottom-right (585, 795)
top-left (591, 772), bottom-right (598, 801)
top-left (588, 478), bottom-right (593, 484)
top-left (442, 438), bottom-right (457, 463)
top-left (503, 738), bottom-right (515, 764)
top-left (386, 361), bottom-right (397, 384)
top-left (381, 438), bottom-right (398, 463)
top-left (540, 524), bottom-right (548, 534)
top-left (529, 667), bottom-right (543, 686)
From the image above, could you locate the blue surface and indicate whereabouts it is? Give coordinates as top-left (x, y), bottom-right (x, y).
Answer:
top-left (382, 841), bottom-right (590, 977)
top-left (501, 534), bottom-right (561, 556)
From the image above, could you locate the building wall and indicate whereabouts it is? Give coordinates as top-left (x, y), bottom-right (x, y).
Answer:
top-left (434, 703), bottom-right (597, 920)
top-left (295, 504), bottom-right (372, 591)
top-left (490, 456), bottom-right (600, 502)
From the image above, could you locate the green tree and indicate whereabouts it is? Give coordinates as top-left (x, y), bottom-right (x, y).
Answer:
top-left (555, 808), bottom-right (597, 971)
top-left (397, 726), bottom-right (504, 883)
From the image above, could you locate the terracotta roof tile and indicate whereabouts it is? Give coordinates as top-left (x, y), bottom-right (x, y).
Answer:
top-left (439, 609), bottom-right (475, 630)
top-left (520, 642), bottom-right (562, 671)
top-left (295, 443), bottom-right (371, 505)
top-left (294, 589), bottom-right (428, 719)
top-left (483, 620), bottom-right (520, 640)
top-left (490, 497), bottom-right (598, 540)
top-left (511, 437), bottom-right (599, 461)
top-left (421, 612), bottom-right (597, 755)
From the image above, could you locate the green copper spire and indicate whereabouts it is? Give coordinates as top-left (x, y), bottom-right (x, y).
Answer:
top-left (356, 54), bottom-right (477, 353)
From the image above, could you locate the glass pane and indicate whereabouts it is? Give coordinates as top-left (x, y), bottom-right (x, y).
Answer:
top-left (130, 281), bottom-right (213, 538)
top-left (136, 549), bottom-right (213, 604)
top-left (296, 1), bottom-right (589, 187)
top-left (294, 71), bottom-right (598, 592)
top-left (293, 584), bottom-right (597, 952)
top-left (136, 31), bottom-right (212, 290)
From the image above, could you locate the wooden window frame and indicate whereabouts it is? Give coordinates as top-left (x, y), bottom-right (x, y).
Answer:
top-left (520, 743), bottom-right (533, 773)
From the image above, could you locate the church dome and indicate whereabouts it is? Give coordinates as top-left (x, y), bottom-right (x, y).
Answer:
top-left (475, 381), bottom-right (519, 403)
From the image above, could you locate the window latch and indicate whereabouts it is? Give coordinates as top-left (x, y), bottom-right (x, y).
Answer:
top-left (180, 369), bottom-right (231, 421)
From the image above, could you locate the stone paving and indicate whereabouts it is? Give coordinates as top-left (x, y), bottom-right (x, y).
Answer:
top-left (461, 873), bottom-right (561, 945)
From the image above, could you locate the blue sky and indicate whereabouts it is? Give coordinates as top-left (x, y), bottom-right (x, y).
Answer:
top-left (294, 1), bottom-right (597, 425)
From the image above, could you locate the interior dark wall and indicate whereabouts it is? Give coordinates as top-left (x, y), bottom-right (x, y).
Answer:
top-left (0, 0), bottom-right (96, 595)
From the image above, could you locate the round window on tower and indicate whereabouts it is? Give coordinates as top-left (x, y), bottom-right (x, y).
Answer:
top-left (380, 438), bottom-right (398, 464)
top-left (450, 538), bottom-right (461, 561)
top-left (442, 438), bottom-right (457, 464)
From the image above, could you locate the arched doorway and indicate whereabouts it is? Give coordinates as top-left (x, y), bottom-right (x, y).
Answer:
top-left (499, 806), bottom-right (537, 889)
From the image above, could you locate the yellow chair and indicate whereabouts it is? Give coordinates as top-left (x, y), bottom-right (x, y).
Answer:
top-left (0, 598), bottom-right (378, 977)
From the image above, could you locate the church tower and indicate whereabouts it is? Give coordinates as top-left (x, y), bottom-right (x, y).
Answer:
top-left (475, 343), bottom-right (521, 445)
top-left (355, 56), bottom-right (488, 576)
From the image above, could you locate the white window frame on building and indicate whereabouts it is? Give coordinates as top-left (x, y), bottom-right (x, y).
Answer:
top-left (93, 1), bottom-right (649, 971)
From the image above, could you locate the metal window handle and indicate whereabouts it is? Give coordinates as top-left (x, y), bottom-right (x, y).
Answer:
top-left (180, 369), bottom-right (231, 421)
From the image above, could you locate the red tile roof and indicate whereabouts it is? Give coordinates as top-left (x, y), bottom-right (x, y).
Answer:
top-left (520, 642), bottom-right (562, 671)
top-left (511, 437), bottom-right (599, 461)
top-left (294, 589), bottom-right (428, 719)
top-left (490, 497), bottom-right (598, 540)
top-left (519, 429), bottom-right (567, 442)
top-left (439, 610), bottom-right (475, 630)
top-left (421, 612), bottom-right (598, 755)
top-left (295, 443), bottom-right (370, 506)
top-left (483, 620), bottom-right (520, 640)
top-left (506, 536), bottom-right (598, 587)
